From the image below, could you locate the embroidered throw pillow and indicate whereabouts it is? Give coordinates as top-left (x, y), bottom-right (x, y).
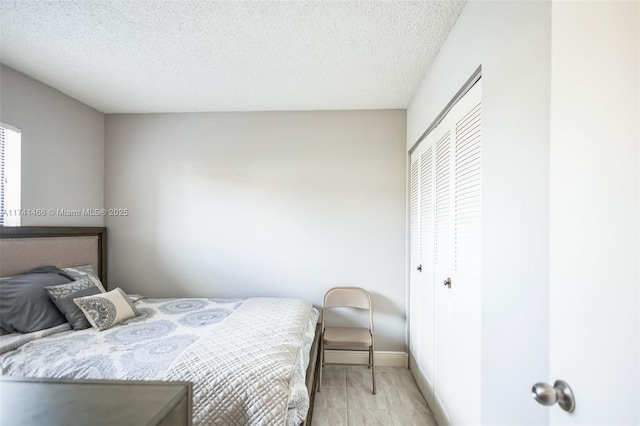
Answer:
top-left (62, 265), bottom-right (107, 292)
top-left (74, 288), bottom-right (138, 331)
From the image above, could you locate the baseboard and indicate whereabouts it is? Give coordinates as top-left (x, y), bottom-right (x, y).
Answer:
top-left (324, 350), bottom-right (408, 367)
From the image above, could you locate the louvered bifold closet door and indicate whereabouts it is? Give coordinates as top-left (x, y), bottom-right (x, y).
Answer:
top-left (429, 79), bottom-right (482, 426)
top-left (433, 117), bottom-right (455, 426)
top-left (409, 146), bottom-right (422, 373)
top-left (409, 131), bottom-right (437, 408)
top-left (409, 79), bottom-right (482, 426)
top-left (451, 81), bottom-right (482, 424)
top-left (418, 140), bottom-right (435, 406)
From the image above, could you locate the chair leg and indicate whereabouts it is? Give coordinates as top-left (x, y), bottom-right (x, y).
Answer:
top-left (370, 346), bottom-right (376, 395)
top-left (317, 340), bottom-right (324, 393)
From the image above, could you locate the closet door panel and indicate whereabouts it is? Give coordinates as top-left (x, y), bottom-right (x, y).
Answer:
top-left (416, 136), bottom-right (436, 405)
top-left (419, 142), bottom-right (435, 397)
top-left (409, 148), bottom-right (422, 363)
top-left (452, 81), bottom-right (482, 424)
top-left (433, 124), bottom-right (455, 426)
top-left (409, 134), bottom-right (436, 407)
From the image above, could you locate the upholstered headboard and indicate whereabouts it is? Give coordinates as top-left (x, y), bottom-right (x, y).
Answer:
top-left (0, 227), bottom-right (107, 288)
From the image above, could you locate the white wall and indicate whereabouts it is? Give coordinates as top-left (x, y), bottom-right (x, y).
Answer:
top-left (549, 1), bottom-right (639, 423)
top-left (0, 65), bottom-right (105, 226)
top-left (406, 1), bottom-right (551, 423)
top-left (105, 110), bottom-right (407, 351)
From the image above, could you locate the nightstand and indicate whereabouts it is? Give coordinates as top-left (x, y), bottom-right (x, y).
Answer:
top-left (0, 378), bottom-right (192, 426)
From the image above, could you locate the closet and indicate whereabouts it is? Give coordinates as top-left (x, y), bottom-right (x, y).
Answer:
top-left (409, 79), bottom-right (482, 425)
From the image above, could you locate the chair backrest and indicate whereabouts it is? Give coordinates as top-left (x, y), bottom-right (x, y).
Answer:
top-left (324, 287), bottom-right (372, 310)
top-left (322, 287), bottom-right (373, 331)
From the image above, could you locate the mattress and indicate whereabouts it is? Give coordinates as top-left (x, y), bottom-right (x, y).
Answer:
top-left (0, 297), bottom-right (319, 426)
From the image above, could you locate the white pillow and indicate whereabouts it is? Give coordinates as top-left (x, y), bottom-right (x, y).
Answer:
top-left (74, 288), bottom-right (138, 331)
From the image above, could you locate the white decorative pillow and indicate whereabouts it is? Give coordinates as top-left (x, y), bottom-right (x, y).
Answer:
top-left (74, 288), bottom-right (138, 331)
top-left (62, 265), bottom-right (107, 292)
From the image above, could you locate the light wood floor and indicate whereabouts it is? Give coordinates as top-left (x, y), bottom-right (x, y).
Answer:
top-left (311, 365), bottom-right (437, 426)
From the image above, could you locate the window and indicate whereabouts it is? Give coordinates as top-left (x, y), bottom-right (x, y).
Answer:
top-left (1, 124), bottom-right (21, 226)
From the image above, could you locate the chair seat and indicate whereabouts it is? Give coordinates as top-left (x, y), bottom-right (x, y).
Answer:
top-left (323, 326), bottom-right (372, 347)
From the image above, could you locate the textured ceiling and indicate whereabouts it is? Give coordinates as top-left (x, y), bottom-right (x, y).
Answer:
top-left (0, 0), bottom-right (466, 113)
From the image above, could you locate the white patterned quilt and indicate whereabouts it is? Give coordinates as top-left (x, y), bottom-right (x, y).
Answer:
top-left (0, 297), bottom-right (319, 426)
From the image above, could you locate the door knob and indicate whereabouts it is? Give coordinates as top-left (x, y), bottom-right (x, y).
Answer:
top-left (443, 277), bottom-right (451, 288)
top-left (417, 264), bottom-right (422, 272)
top-left (532, 380), bottom-right (575, 413)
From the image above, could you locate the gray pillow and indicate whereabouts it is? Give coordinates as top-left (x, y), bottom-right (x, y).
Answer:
top-left (0, 267), bottom-right (72, 333)
top-left (45, 277), bottom-right (101, 330)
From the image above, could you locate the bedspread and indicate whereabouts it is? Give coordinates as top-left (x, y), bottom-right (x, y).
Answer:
top-left (164, 297), bottom-right (318, 426)
top-left (0, 298), bottom-right (245, 379)
top-left (0, 297), bottom-right (319, 426)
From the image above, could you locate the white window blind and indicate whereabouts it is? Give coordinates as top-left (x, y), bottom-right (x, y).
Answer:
top-left (0, 124), bottom-right (21, 226)
top-left (0, 126), bottom-right (5, 225)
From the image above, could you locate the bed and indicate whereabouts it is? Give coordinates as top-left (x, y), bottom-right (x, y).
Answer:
top-left (0, 226), bottom-right (321, 426)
